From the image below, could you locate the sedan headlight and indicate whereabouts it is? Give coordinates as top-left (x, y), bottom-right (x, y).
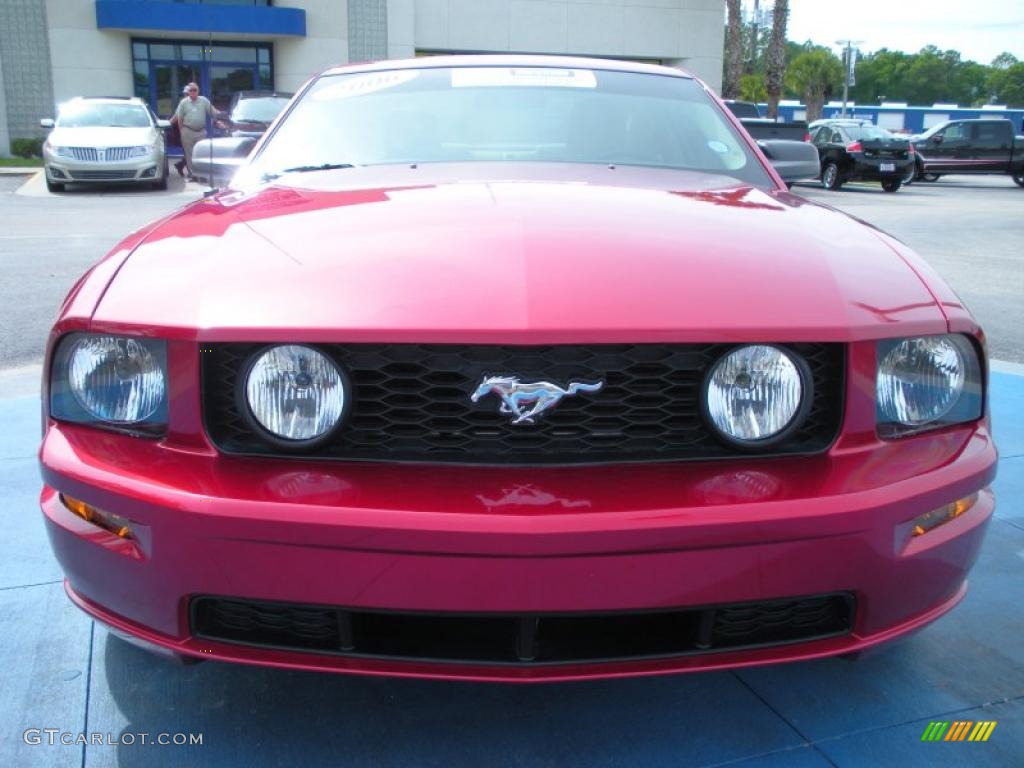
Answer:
top-left (877, 335), bottom-right (983, 437)
top-left (127, 145), bottom-right (154, 158)
top-left (704, 345), bottom-right (810, 445)
top-left (50, 334), bottom-right (167, 433)
top-left (242, 345), bottom-right (348, 446)
top-left (48, 144), bottom-right (74, 159)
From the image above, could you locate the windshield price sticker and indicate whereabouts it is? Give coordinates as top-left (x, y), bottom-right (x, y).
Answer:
top-left (452, 68), bottom-right (597, 89)
top-left (314, 70), bottom-right (420, 101)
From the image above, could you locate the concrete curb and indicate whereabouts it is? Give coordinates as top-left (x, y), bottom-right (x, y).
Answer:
top-left (0, 166), bottom-right (42, 175)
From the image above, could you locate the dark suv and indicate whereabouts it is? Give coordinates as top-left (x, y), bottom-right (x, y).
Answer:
top-left (911, 118), bottom-right (1024, 186)
top-left (219, 91), bottom-right (294, 138)
top-left (809, 119), bottom-right (915, 192)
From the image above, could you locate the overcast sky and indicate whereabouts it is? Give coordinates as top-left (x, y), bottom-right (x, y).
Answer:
top-left (784, 0), bottom-right (1024, 64)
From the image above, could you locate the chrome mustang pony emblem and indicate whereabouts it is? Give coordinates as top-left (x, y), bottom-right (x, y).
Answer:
top-left (470, 375), bottom-right (604, 425)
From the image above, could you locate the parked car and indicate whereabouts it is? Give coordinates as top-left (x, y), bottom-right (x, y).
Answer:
top-left (722, 99), bottom-right (762, 119)
top-left (910, 118), bottom-right (1024, 186)
top-left (40, 97), bottom-right (170, 192)
top-left (724, 100), bottom-right (816, 185)
top-left (191, 91), bottom-right (294, 185)
top-left (219, 90), bottom-right (294, 138)
top-left (809, 119), bottom-right (915, 192)
top-left (40, 56), bottom-right (995, 682)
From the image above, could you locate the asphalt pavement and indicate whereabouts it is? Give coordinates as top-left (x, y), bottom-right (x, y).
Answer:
top-left (0, 172), bottom-right (206, 370)
top-left (1, 171), bottom-right (1022, 372)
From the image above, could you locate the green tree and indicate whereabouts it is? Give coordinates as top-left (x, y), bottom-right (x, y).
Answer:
top-left (991, 52), bottom-right (1019, 70)
top-left (739, 73), bottom-right (768, 102)
top-left (786, 47), bottom-right (843, 121)
top-left (989, 62), bottom-right (1024, 106)
top-left (849, 49), bottom-right (911, 104)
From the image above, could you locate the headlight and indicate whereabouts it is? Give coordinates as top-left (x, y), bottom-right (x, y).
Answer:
top-left (49, 145), bottom-right (74, 158)
top-left (243, 345), bottom-right (347, 445)
top-left (704, 345), bottom-right (809, 445)
top-left (877, 335), bottom-right (983, 437)
top-left (49, 334), bottom-right (167, 433)
top-left (127, 145), bottom-right (154, 158)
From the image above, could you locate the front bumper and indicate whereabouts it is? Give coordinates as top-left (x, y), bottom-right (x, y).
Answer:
top-left (44, 149), bottom-right (165, 184)
top-left (40, 413), bottom-right (996, 682)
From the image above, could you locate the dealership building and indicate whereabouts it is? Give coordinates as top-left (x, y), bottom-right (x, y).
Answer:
top-left (0, 0), bottom-right (725, 155)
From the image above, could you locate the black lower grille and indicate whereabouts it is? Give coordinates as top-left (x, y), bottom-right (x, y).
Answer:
top-left (202, 343), bottom-right (844, 464)
top-left (191, 594), bottom-right (855, 665)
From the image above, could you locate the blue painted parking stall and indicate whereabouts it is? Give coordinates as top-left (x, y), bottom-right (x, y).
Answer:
top-left (1, 369), bottom-right (1021, 767)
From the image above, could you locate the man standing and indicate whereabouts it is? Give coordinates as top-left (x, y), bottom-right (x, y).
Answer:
top-left (170, 82), bottom-right (223, 181)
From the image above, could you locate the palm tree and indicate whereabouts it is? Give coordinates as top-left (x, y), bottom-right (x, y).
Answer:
top-left (724, 0), bottom-right (743, 98)
top-left (787, 48), bottom-right (844, 121)
top-left (764, 0), bottom-right (789, 117)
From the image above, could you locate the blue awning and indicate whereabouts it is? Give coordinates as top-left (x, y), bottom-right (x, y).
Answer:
top-left (95, 1), bottom-right (306, 38)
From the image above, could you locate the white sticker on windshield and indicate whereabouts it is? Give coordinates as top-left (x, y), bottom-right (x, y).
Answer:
top-left (708, 140), bottom-right (730, 153)
top-left (451, 68), bottom-right (597, 89)
top-left (313, 70), bottom-right (420, 101)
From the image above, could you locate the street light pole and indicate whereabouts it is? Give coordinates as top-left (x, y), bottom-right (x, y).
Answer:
top-left (835, 39), bottom-right (862, 119)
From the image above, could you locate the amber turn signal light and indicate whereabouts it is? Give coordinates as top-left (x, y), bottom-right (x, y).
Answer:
top-left (60, 494), bottom-right (133, 539)
top-left (912, 494), bottom-right (978, 537)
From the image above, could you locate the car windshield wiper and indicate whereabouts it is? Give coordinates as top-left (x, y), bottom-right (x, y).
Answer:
top-left (261, 163), bottom-right (356, 182)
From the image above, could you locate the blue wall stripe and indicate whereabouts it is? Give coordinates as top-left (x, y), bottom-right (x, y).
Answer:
top-left (95, 1), bottom-right (306, 38)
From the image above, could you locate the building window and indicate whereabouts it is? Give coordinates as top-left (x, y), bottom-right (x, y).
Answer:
top-left (131, 38), bottom-right (274, 116)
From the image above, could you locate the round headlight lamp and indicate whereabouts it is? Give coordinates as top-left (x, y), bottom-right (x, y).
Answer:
top-left (68, 336), bottom-right (165, 423)
top-left (704, 345), bottom-right (809, 445)
top-left (242, 345), bottom-right (347, 445)
top-left (877, 336), bottom-right (965, 426)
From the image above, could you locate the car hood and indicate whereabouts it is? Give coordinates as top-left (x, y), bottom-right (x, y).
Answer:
top-left (48, 126), bottom-right (156, 147)
top-left (91, 164), bottom-right (946, 343)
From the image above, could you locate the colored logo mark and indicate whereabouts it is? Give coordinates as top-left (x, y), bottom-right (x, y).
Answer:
top-left (921, 721), bottom-right (996, 742)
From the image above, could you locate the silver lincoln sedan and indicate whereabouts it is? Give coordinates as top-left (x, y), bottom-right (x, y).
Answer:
top-left (41, 97), bottom-right (170, 192)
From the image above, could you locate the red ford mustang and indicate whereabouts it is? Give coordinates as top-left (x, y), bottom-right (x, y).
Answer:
top-left (40, 56), bottom-right (997, 682)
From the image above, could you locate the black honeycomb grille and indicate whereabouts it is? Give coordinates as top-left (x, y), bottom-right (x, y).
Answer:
top-left (201, 343), bottom-right (844, 464)
top-left (191, 593), bottom-right (855, 665)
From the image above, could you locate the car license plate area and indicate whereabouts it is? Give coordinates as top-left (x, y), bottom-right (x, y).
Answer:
top-left (880, 163), bottom-right (895, 172)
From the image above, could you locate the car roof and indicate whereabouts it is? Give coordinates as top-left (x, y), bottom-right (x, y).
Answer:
top-left (321, 54), bottom-right (693, 81)
top-left (62, 96), bottom-right (147, 107)
top-left (233, 90), bottom-right (294, 99)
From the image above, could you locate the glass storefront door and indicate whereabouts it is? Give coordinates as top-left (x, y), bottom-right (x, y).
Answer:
top-left (132, 39), bottom-right (273, 151)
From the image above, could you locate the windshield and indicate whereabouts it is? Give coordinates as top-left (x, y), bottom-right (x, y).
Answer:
top-left (240, 66), bottom-right (772, 186)
top-left (231, 96), bottom-right (292, 123)
top-left (844, 124), bottom-right (897, 140)
top-left (57, 103), bottom-right (152, 128)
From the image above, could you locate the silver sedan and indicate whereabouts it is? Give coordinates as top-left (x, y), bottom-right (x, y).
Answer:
top-left (41, 97), bottom-right (170, 192)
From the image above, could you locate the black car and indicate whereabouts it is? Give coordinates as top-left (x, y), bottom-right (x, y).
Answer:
top-left (809, 119), bottom-right (915, 192)
top-left (219, 90), bottom-right (294, 138)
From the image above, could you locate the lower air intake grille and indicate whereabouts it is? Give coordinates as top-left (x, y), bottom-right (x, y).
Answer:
top-left (191, 593), bottom-right (855, 665)
top-left (68, 170), bottom-right (137, 180)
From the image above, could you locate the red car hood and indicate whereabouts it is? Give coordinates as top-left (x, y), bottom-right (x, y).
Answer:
top-left (91, 164), bottom-right (946, 343)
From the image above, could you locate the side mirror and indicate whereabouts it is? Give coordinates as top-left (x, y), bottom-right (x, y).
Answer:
top-left (190, 136), bottom-right (258, 186)
top-left (931, 135), bottom-right (943, 144)
top-left (157, 119), bottom-right (172, 130)
top-left (40, 118), bottom-right (54, 128)
top-left (758, 139), bottom-right (821, 185)
top-left (236, 136), bottom-right (257, 156)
